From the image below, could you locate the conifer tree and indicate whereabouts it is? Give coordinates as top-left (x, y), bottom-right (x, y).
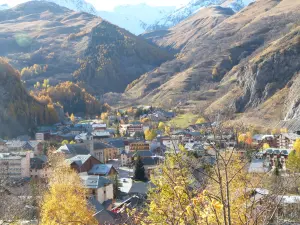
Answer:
top-left (134, 155), bottom-right (146, 181)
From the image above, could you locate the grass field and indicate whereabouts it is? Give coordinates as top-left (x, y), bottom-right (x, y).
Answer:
top-left (168, 113), bottom-right (199, 129)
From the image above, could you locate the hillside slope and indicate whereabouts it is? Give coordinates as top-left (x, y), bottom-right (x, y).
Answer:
top-left (0, 58), bottom-right (58, 137)
top-left (124, 0), bottom-right (300, 127)
top-left (0, 1), bottom-right (172, 95)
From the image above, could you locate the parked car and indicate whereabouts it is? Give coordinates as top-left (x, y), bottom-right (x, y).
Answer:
top-left (264, 149), bottom-right (273, 157)
top-left (273, 149), bottom-right (281, 158)
top-left (280, 150), bottom-right (289, 158)
top-left (255, 152), bottom-right (264, 159)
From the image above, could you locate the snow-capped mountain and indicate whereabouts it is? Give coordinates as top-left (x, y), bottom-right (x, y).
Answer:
top-left (147, 0), bottom-right (255, 31)
top-left (37, 0), bottom-right (97, 15)
top-left (0, 4), bottom-right (10, 10)
top-left (98, 4), bottom-right (175, 35)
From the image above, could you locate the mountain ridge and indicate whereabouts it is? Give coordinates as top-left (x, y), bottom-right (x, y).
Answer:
top-left (121, 0), bottom-right (300, 128)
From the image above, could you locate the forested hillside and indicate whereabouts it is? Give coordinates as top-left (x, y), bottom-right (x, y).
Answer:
top-left (0, 58), bottom-right (59, 137)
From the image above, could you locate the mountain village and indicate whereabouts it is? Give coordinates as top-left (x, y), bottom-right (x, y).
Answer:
top-left (1, 105), bottom-right (300, 224)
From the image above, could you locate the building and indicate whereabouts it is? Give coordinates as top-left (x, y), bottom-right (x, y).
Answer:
top-left (30, 156), bottom-right (49, 179)
top-left (92, 124), bottom-right (107, 131)
top-left (103, 139), bottom-right (125, 154)
top-left (120, 124), bottom-right (143, 136)
top-left (66, 154), bottom-right (102, 173)
top-left (0, 152), bottom-right (31, 179)
top-left (129, 142), bottom-right (150, 152)
top-left (5, 140), bottom-right (43, 153)
top-left (56, 144), bottom-right (90, 158)
top-left (88, 164), bottom-right (118, 177)
top-left (277, 133), bottom-right (300, 149)
top-left (80, 174), bottom-right (113, 204)
top-left (94, 142), bottom-right (119, 163)
top-left (0, 139), bottom-right (7, 152)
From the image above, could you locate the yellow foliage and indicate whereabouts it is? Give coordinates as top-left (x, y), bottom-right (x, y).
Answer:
top-left (139, 146), bottom-right (221, 224)
top-left (140, 117), bottom-right (149, 123)
top-left (70, 113), bottom-right (75, 123)
top-left (195, 117), bottom-right (206, 124)
top-left (164, 126), bottom-right (171, 135)
top-left (144, 129), bottom-right (157, 141)
top-left (280, 128), bottom-right (288, 133)
top-left (293, 138), bottom-right (300, 153)
top-left (40, 152), bottom-right (96, 224)
top-left (158, 122), bottom-right (165, 130)
top-left (101, 112), bottom-right (108, 120)
top-left (263, 143), bottom-right (270, 150)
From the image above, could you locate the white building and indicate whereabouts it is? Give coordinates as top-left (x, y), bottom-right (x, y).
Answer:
top-left (80, 174), bottom-right (113, 204)
top-left (0, 152), bottom-right (32, 179)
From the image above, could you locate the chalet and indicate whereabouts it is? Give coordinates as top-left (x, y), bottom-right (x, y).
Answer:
top-left (66, 154), bottom-right (101, 173)
top-left (88, 164), bottom-right (118, 177)
top-left (80, 174), bottom-right (113, 205)
top-left (277, 133), bottom-right (300, 149)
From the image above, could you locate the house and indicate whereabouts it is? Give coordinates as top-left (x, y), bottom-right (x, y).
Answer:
top-left (0, 152), bottom-right (32, 179)
top-left (66, 154), bottom-right (101, 173)
top-left (277, 133), bottom-right (300, 149)
top-left (120, 150), bottom-right (154, 167)
top-left (103, 139), bottom-right (125, 154)
top-left (94, 142), bottom-right (119, 163)
top-left (88, 164), bottom-right (118, 177)
top-left (93, 131), bottom-right (111, 139)
top-left (141, 157), bottom-right (160, 178)
top-left (56, 144), bottom-right (90, 158)
top-left (252, 134), bottom-right (276, 147)
top-left (129, 142), bottom-right (150, 152)
top-left (69, 126), bottom-right (86, 135)
top-left (5, 140), bottom-right (43, 153)
top-left (80, 174), bottom-right (114, 204)
top-left (30, 156), bottom-right (49, 179)
top-left (92, 124), bottom-right (107, 131)
top-left (89, 198), bottom-right (117, 224)
top-left (120, 123), bottom-right (144, 136)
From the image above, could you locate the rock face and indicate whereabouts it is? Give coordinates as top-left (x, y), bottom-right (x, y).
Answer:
top-left (0, 1), bottom-right (172, 95)
top-left (124, 0), bottom-right (300, 126)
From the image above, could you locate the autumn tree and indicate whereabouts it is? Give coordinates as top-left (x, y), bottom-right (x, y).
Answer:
top-left (286, 139), bottom-right (300, 172)
top-left (165, 126), bottom-right (171, 135)
top-left (70, 113), bottom-right (75, 123)
top-left (158, 122), bottom-right (165, 130)
top-left (129, 146), bottom-right (222, 224)
top-left (42, 79), bottom-right (50, 90)
top-left (61, 140), bottom-right (69, 145)
top-left (144, 129), bottom-right (157, 141)
top-left (196, 117), bottom-right (206, 124)
top-left (263, 143), bottom-right (270, 150)
top-left (40, 152), bottom-right (97, 224)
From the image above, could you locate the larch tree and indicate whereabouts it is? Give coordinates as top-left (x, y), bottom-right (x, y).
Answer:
top-left (158, 122), bottom-right (165, 130)
top-left (40, 152), bottom-right (97, 224)
top-left (70, 113), bottom-right (75, 123)
top-left (129, 146), bottom-right (222, 225)
top-left (144, 129), bottom-right (157, 141)
top-left (263, 143), bottom-right (270, 150)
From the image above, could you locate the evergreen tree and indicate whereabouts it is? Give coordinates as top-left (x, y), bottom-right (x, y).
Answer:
top-left (113, 175), bottom-right (122, 199)
top-left (134, 155), bottom-right (146, 181)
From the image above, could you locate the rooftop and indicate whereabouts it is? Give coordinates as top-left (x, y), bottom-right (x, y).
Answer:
top-left (80, 174), bottom-right (111, 189)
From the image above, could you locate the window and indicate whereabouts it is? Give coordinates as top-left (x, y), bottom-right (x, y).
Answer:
top-left (104, 190), bottom-right (106, 194)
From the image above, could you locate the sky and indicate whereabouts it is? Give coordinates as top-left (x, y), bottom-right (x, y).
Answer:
top-left (1, 0), bottom-right (190, 11)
